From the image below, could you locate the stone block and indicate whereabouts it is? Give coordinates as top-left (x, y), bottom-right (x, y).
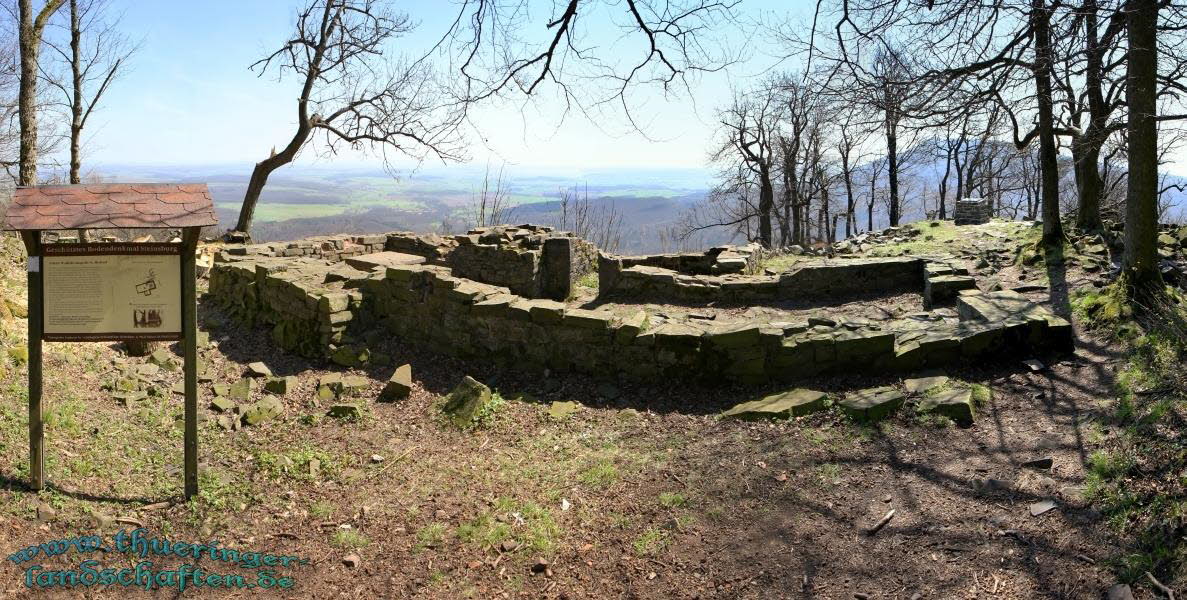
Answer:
top-left (904, 372), bottom-right (949, 394)
top-left (265, 376), bottom-right (295, 395)
top-left (614, 310), bottom-right (649, 343)
top-left (327, 403), bottom-right (362, 419)
top-left (563, 309), bottom-right (613, 330)
top-left (344, 251), bottom-right (426, 272)
top-left (649, 323), bottom-right (704, 349)
top-left (918, 387), bottom-right (975, 426)
top-left (722, 389), bottom-right (827, 419)
top-left (833, 330), bottom-right (895, 361)
top-left (380, 364), bottom-right (413, 401)
top-left (318, 293), bottom-right (350, 314)
top-left (242, 395), bottom-right (283, 426)
top-left (838, 387), bottom-right (905, 422)
top-left (229, 378), bottom-right (253, 402)
top-left (925, 274), bottom-right (978, 308)
top-left (526, 300), bottom-right (566, 324)
top-left (707, 324), bottom-right (764, 349)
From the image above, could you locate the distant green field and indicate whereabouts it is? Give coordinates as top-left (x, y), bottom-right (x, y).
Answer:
top-left (215, 202), bottom-right (351, 222)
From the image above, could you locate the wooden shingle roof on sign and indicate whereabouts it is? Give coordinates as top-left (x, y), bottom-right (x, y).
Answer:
top-left (3, 183), bottom-right (217, 231)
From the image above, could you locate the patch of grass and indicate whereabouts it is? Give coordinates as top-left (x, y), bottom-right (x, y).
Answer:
top-left (457, 514), bottom-right (511, 550)
top-left (818, 463), bottom-right (843, 484)
top-left (913, 412), bottom-right (953, 428)
top-left (414, 522), bottom-right (447, 552)
top-left (578, 460), bottom-right (620, 487)
top-left (309, 500), bottom-right (335, 519)
top-left (968, 383), bottom-right (992, 406)
top-left (476, 392), bottom-right (508, 427)
top-left (632, 526), bottom-right (669, 556)
top-left (658, 492), bottom-right (688, 508)
top-left (331, 528), bottom-right (369, 549)
top-left (576, 272), bottom-right (598, 289)
top-left (195, 470), bottom-right (250, 512)
top-left (256, 446), bottom-right (339, 481)
top-left (1078, 286), bottom-right (1187, 584)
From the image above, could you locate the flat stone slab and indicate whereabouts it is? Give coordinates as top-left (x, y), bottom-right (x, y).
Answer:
top-left (548, 400), bottom-right (580, 420)
top-left (839, 387), bottom-right (905, 422)
top-left (722, 389), bottom-right (827, 420)
top-left (958, 290), bottom-right (1047, 322)
top-left (917, 387), bottom-right (975, 426)
top-left (904, 373), bottom-right (949, 394)
top-left (344, 251), bottom-right (425, 272)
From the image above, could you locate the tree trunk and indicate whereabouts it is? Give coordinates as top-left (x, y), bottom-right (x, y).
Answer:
top-left (939, 145), bottom-right (952, 220)
top-left (68, 0), bottom-right (81, 184)
top-left (1122, 0), bottom-right (1161, 294)
top-left (757, 169), bottom-right (773, 249)
top-left (886, 118), bottom-right (900, 226)
top-left (1075, 0), bottom-right (1105, 232)
top-left (867, 175), bottom-right (876, 233)
top-left (235, 125), bottom-right (313, 234)
top-left (1031, 0), bottom-right (1064, 249)
top-left (18, 0), bottom-right (37, 186)
top-left (841, 149), bottom-right (855, 237)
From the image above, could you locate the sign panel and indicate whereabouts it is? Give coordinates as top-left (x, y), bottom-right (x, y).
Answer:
top-left (41, 243), bottom-right (182, 341)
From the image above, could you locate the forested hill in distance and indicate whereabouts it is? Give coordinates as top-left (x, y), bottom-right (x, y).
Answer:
top-left (92, 163), bottom-right (732, 254)
top-left (91, 161), bottom-right (1186, 254)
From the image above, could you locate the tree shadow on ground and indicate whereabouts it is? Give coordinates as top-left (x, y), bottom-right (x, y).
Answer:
top-left (0, 474), bottom-right (159, 506)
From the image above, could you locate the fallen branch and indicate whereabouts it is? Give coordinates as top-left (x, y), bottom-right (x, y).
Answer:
top-left (1146, 572), bottom-right (1176, 600)
top-left (867, 509), bottom-right (895, 536)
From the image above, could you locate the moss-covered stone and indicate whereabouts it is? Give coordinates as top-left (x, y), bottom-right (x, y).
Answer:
top-left (327, 403), bottom-right (361, 419)
top-left (918, 388), bottom-right (975, 426)
top-left (7, 345), bottom-right (29, 365)
top-left (441, 376), bottom-right (493, 429)
top-left (229, 378), bottom-right (253, 402)
top-left (148, 349), bottom-right (177, 371)
top-left (242, 395), bottom-right (283, 426)
top-left (264, 376), bottom-right (295, 395)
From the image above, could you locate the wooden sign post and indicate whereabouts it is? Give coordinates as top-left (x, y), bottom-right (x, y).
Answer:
top-left (3, 184), bottom-right (217, 500)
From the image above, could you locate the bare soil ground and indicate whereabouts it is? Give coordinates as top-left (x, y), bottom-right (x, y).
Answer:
top-left (0, 229), bottom-right (1134, 599)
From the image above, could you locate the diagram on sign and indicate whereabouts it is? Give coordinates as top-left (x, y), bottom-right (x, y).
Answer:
top-left (135, 269), bottom-right (158, 296)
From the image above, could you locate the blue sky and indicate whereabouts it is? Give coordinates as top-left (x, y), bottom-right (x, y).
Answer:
top-left (79, 0), bottom-right (802, 173)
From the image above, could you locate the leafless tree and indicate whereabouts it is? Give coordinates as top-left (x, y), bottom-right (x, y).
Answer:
top-left (40, 0), bottom-right (137, 184)
top-left (233, 0), bottom-right (468, 236)
top-left (554, 184), bottom-right (624, 253)
top-left (704, 87), bottom-right (779, 248)
top-left (442, 0), bottom-right (741, 128)
top-left (469, 161), bottom-right (512, 228)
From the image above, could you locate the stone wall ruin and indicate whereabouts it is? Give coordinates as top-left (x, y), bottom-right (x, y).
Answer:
top-left (207, 227), bottom-right (1073, 385)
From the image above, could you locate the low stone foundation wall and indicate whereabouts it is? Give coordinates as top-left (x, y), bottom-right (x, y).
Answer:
top-left (616, 244), bottom-right (764, 276)
top-left (208, 258), bottom-right (360, 358)
top-left (209, 255), bottom-right (1073, 384)
top-left (599, 256), bottom-right (925, 303)
top-left (220, 224), bottom-right (596, 301)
